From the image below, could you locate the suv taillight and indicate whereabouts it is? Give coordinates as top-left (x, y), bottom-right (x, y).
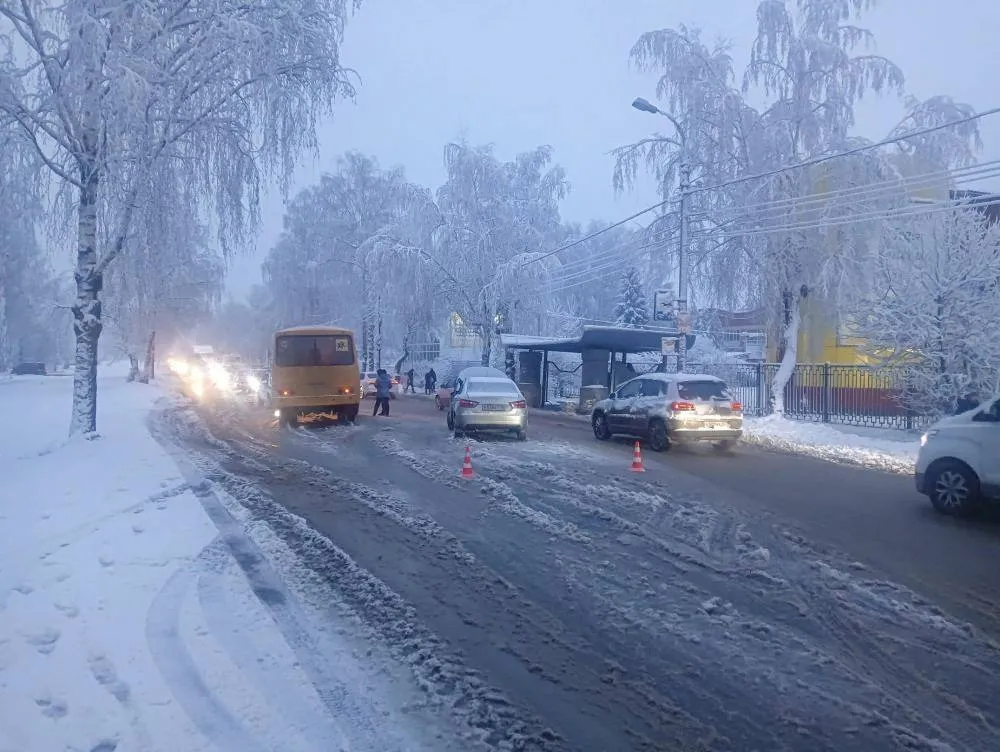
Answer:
top-left (510, 400), bottom-right (527, 409)
top-left (731, 401), bottom-right (743, 411)
top-left (670, 400), bottom-right (695, 411)
top-left (458, 399), bottom-right (478, 408)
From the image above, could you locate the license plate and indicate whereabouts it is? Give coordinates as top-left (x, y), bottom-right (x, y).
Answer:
top-left (706, 422), bottom-right (727, 429)
top-left (482, 404), bottom-right (507, 412)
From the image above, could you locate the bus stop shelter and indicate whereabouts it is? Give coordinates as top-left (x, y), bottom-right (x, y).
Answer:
top-left (500, 325), bottom-right (695, 408)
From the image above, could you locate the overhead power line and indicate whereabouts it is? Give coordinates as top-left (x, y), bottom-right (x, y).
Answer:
top-left (525, 105), bottom-right (1000, 268)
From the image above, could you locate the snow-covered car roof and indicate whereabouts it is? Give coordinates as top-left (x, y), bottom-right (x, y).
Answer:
top-left (637, 372), bottom-right (725, 383)
top-left (456, 366), bottom-right (508, 380)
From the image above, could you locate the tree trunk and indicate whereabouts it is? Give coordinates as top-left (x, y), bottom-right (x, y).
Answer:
top-left (70, 167), bottom-right (103, 436)
top-left (139, 330), bottom-right (155, 383)
top-left (771, 297), bottom-right (801, 416)
top-left (480, 327), bottom-right (492, 366)
top-left (126, 353), bottom-right (139, 382)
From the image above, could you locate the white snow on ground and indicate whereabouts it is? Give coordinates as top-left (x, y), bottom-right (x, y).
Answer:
top-left (0, 368), bottom-right (424, 752)
top-left (743, 414), bottom-right (919, 473)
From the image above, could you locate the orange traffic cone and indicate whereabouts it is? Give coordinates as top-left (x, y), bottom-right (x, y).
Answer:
top-left (629, 441), bottom-right (645, 473)
top-left (460, 445), bottom-right (475, 479)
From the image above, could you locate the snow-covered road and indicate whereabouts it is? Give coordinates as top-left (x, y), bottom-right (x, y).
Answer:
top-left (162, 392), bottom-right (1000, 752)
top-left (5, 372), bottom-right (1000, 751)
top-left (0, 372), bottom-right (482, 752)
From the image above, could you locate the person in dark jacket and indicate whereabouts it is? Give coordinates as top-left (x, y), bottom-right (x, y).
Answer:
top-left (405, 368), bottom-right (416, 394)
top-left (428, 368), bottom-right (437, 393)
top-left (424, 370), bottom-right (432, 395)
top-left (373, 369), bottom-right (393, 416)
top-left (955, 392), bottom-right (980, 414)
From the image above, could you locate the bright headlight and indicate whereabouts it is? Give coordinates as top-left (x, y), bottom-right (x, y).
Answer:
top-left (920, 429), bottom-right (938, 446)
top-left (207, 361), bottom-right (232, 389)
top-left (245, 374), bottom-right (261, 392)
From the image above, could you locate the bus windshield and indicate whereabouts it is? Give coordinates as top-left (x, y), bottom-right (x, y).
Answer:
top-left (275, 334), bottom-right (355, 367)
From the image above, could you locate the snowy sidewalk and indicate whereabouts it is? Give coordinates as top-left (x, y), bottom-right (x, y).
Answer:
top-left (0, 369), bottom-right (392, 751)
top-left (742, 414), bottom-right (920, 474)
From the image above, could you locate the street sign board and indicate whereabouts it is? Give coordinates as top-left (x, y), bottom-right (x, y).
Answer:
top-left (676, 312), bottom-right (691, 334)
top-left (653, 290), bottom-right (675, 322)
top-left (660, 336), bottom-right (677, 355)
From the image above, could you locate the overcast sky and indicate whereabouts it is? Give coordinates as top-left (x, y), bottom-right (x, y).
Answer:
top-left (225, 0), bottom-right (1000, 299)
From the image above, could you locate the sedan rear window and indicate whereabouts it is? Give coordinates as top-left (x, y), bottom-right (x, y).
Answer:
top-left (467, 379), bottom-right (520, 395)
top-left (677, 380), bottom-right (730, 400)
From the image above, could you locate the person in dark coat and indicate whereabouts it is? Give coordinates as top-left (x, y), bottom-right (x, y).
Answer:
top-left (955, 392), bottom-right (980, 414)
top-left (373, 368), bottom-right (392, 416)
top-left (428, 368), bottom-right (437, 393)
top-left (405, 368), bottom-right (416, 394)
top-left (424, 370), bottom-right (432, 395)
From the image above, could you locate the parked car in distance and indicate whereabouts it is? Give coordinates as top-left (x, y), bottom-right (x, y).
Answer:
top-left (362, 370), bottom-right (400, 399)
top-left (446, 366), bottom-right (527, 440)
top-left (591, 373), bottom-right (743, 452)
top-left (435, 380), bottom-right (455, 410)
top-left (915, 396), bottom-right (1000, 515)
top-left (11, 362), bottom-right (46, 376)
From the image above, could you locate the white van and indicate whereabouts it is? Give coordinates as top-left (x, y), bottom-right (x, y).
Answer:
top-left (915, 396), bottom-right (1000, 514)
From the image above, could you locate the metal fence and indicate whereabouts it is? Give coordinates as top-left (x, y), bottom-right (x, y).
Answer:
top-left (688, 362), bottom-right (930, 430)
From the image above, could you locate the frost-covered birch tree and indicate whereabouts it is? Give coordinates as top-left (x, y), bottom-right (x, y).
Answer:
top-left (264, 152), bottom-right (439, 368)
top-left (855, 203), bottom-right (1000, 415)
top-left (0, 0), bottom-right (359, 433)
top-left (616, 0), bottom-right (980, 414)
top-left (430, 141), bottom-right (567, 365)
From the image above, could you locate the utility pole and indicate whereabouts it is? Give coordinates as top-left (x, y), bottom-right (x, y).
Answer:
top-left (376, 294), bottom-right (383, 370)
top-left (676, 162), bottom-right (690, 373)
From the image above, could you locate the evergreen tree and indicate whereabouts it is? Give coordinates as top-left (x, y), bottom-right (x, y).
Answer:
top-left (613, 267), bottom-right (650, 328)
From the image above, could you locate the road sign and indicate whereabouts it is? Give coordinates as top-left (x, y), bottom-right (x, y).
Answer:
top-left (676, 312), bottom-right (691, 334)
top-left (660, 336), bottom-right (677, 355)
top-left (653, 290), bottom-right (675, 322)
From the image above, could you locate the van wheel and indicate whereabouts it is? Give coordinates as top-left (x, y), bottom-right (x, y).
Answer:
top-left (280, 409), bottom-right (298, 428)
top-left (446, 411), bottom-right (455, 430)
top-left (342, 405), bottom-right (359, 424)
top-left (927, 460), bottom-right (980, 515)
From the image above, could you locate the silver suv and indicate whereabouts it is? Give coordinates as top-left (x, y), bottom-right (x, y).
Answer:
top-left (591, 374), bottom-right (743, 452)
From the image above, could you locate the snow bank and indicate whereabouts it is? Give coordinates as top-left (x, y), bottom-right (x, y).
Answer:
top-left (743, 414), bottom-right (919, 474)
top-left (0, 369), bottom-right (356, 751)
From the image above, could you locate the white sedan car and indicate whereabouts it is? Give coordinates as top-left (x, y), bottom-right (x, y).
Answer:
top-left (446, 367), bottom-right (527, 440)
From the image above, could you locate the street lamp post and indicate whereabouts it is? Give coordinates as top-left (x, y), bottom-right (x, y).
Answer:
top-left (631, 97), bottom-right (690, 373)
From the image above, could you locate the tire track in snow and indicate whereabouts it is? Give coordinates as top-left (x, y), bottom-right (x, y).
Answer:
top-left (155, 404), bottom-right (560, 751)
top-left (195, 543), bottom-right (350, 751)
top-left (145, 558), bottom-right (267, 752)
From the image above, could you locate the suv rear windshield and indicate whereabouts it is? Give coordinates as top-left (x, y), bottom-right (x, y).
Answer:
top-left (677, 379), bottom-right (729, 400)
top-left (275, 334), bottom-right (355, 367)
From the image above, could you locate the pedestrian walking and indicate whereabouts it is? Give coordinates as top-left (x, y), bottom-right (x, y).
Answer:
top-left (428, 368), bottom-right (437, 393)
top-left (405, 368), bottom-right (416, 394)
top-left (424, 370), bottom-right (432, 395)
top-left (373, 368), bottom-right (392, 416)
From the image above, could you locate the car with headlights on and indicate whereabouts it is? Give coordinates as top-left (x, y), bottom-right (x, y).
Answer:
top-left (591, 373), bottom-right (743, 452)
top-left (446, 366), bottom-right (527, 440)
top-left (915, 396), bottom-right (1000, 515)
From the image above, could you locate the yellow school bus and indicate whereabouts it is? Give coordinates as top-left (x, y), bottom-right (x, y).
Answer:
top-left (271, 325), bottom-right (361, 425)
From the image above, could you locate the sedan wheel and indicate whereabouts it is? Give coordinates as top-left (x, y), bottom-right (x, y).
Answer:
top-left (446, 411), bottom-right (455, 430)
top-left (929, 461), bottom-right (980, 515)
